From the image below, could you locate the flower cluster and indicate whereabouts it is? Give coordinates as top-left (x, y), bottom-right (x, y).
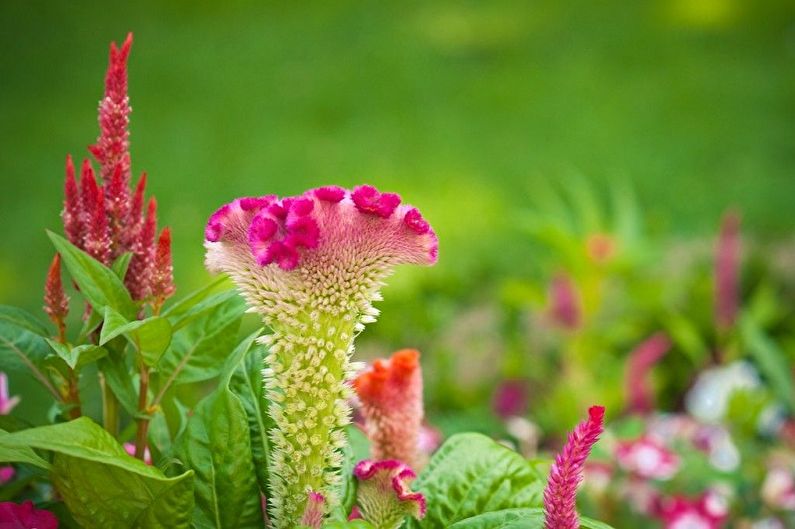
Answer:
top-left (354, 349), bottom-right (425, 469)
top-left (615, 435), bottom-right (680, 480)
top-left (653, 490), bottom-right (729, 529)
top-left (59, 33), bottom-right (173, 306)
top-left (204, 185), bottom-right (437, 528)
top-left (353, 460), bottom-right (426, 529)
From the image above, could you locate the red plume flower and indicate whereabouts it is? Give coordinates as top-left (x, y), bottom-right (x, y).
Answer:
top-left (43, 254), bottom-right (69, 341)
top-left (150, 227), bottom-right (175, 312)
top-left (126, 197), bottom-right (157, 300)
top-left (544, 406), bottom-right (605, 529)
top-left (625, 333), bottom-right (671, 414)
top-left (715, 211), bottom-right (741, 330)
top-left (62, 155), bottom-right (83, 246)
top-left (79, 160), bottom-right (111, 265)
top-left (354, 349), bottom-right (424, 469)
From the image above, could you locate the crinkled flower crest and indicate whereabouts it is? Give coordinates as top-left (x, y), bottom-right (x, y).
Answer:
top-left (354, 349), bottom-right (424, 469)
top-left (544, 405), bottom-right (605, 529)
top-left (204, 185), bottom-right (436, 528)
top-left (353, 459), bottom-right (426, 529)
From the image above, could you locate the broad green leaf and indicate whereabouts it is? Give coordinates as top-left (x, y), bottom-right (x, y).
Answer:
top-left (174, 331), bottom-right (261, 528)
top-left (0, 417), bottom-right (194, 528)
top-left (162, 277), bottom-right (233, 331)
top-left (445, 508), bottom-right (614, 529)
top-left (46, 339), bottom-right (107, 370)
top-left (48, 231), bottom-right (137, 319)
top-left (0, 429), bottom-right (51, 470)
top-left (321, 522), bottom-right (375, 529)
top-left (158, 296), bottom-right (244, 386)
top-left (0, 306), bottom-right (52, 368)
top-left (741, 314), bottom-right (795, 413)
top-left (100, 307), bottom-right (173, 366)
top-left (230, 340), bottom-right (272, 496)
top-left (415, 433), bottom-right (545, 529)
top-left (112, 252), bottom-right (133, 281)
top-left (98, 351), bottom-right (139, 416)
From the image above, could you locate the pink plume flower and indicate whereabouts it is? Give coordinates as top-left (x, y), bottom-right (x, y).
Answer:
top-left (547, 273), bottom-right (581, 330)
top-left (0, 373), bottom-right (19, 415)
top-left (353, 460), bottom-right (426, 529)
top-left (354, 349), bottom-right (424, 469)
top-left (62, 155), bottom-right (83, 246)
top-left (715, 211), bottom-right (740, 330)
top-left (150, 227), bottom-right (176, 311)
top-left (615, 435), bottom-right (680, 480)
top-left (544, 405), bottom-right (605, 529)
top-left (625, 333), bottom-right (671, 414)
top-left (299, 492), bottom-right (325, 529)
top-left (0, 501), bottom-right (58, 529)
top-left (43, 253), bottom-right (70, 340)
top-left (654, 490), bottom-right (729, 529)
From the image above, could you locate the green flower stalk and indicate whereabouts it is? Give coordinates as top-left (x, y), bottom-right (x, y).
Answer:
top-left (204, 185), bottom-right (437, 528)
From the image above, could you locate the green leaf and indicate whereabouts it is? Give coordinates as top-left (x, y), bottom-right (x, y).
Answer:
top-left (0, 418), bottom-right (194, 528)
top-left (101, 307), bottom-right (173, 367)
top-left (414, 433), bottom-right (545, 529)
top-left (174, 331), bottom-right (262, 528)
top-left (158, 296), bottom-right (244, 386)
top-left (98, 351), bottom-right (139, 416)
top-left (46, 339), bottom-right (107, 370)
top-left (322, 522), bottom-right (375, 529)
top-left (230, 340), bottom-right (272, 496)
top-left (741, 314), bottom-right (795, 413)
top-left (0, 429), bottom-right (51, 470)
top-left (112, 252), bottom-right (133, 281)
top-left (48, 231), bottom-right (137, 319)
top-left (162, 277), bottom-right (234, 331)
top-left (444, 508), bottom-right (614, 529)
top-left (0, 306), bottom-right (62, 399)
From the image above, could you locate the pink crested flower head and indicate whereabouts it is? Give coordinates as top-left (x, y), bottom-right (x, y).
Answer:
top-left (544, 405), bottom-right (605, 529)
top-left (547, 272), bottom-right (581, 330)
top-left (204, 185), bottom-right (437, 325)
top-left (715, 210), bottom-right (741, 330)
top-left (625, 332), bottom-right (671, 414)
top-left (654, 490), bottom-right (729, 529)
top-left (492, 378), bottom-right (530, 419)
top-left (0, 501), bottom-right (58, 529)
top-left (615, 435), bottom-right (680, 481)
top-left (0, 372), bottom-right (20, 415)
top-left (299, 492), bottom-right (325, 529)
top-left (353, 459), bottom-right (426, 529)
top-left (354, 349), bottom-right (424, 469)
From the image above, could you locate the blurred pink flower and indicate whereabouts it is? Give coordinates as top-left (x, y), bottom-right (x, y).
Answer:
top-left (417, 422), bottom-right (443, 457)
top-left (544, 405), bottom-right (605, 529)
top-left (0, 465), bottom-right (15, 484)
top-left (625, 333), bottom-right (671, 414)
top-left (0, 373), bottom-right (20, 415)
top-left (654, 490), bottom-right (728, 529)
top-left (123, 442), bottom-right (152, 465)
top-left (615, 436), bottom-right (679, 480)
top-left (354, 350), bottom-right (424, 469)
top-left (715, 211), bottom-right (740, 330)
top-left (492, 379), bottom-right (529, 419)
top-left (761, 467), bottom-right (795, 511)
top-left (0, 501), bottom-right (58, 529)
top-left (547, 273), bottom-right (581, 330)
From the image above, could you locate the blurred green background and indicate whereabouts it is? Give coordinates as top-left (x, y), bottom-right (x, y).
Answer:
top-left (2, 0), bottom-right (795, 315)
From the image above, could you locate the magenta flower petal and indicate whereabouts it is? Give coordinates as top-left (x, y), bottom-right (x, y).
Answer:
top-left (0, 501), bottom-right (58, 529)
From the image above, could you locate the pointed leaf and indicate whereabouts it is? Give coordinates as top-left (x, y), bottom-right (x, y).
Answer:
top-left (101, 307), bottom-right (172, 366)
top-left (46, 339), bottom-right (107, 370)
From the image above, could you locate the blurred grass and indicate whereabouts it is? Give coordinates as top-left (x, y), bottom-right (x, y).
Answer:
top-left (1, 0), bottom-right (794, 314)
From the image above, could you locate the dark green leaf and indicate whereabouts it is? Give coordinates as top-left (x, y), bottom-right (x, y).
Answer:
top-left (46, 339), bottom-right (107, 370)
top-left (101, 307), bottom-right (173, 367)
top-left (0, 306), bottom-right (52, 369)
top-left (0, 417), bottom-right (194, 528)
top-left (230, 340), bottom-right (272, 496)
top-left (174, 331), bottom-right (262, 528)
top-left (444, 508), bottom-right (614, 529)
top-left (741, 314), bottom-right (795, 413)
top-left (158, 296), bottom-right (244, 386)
top-left (48, 231), bottom-right (138, 319)
top-left (415, 433), bottom-right (544, 529)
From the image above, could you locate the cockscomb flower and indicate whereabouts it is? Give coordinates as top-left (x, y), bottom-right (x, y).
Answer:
top-left (0, 501), bottom-right (58, 529)
top-left (715, 211), bottom-right (741, 330)
top-left (204, 185), bottom-right (437, 528)
top-left (654, 490), bottom-right (729, 529)
top-left (150, 227), bottom-right (176, 313)
top-left (299, 492), bottom-right (326, 529)
top-left (43, 253), bottom-right (70, 341)
top-left (625, 333), bottom-right (671, 414)
top-left (353, 460), bottom-right (426, 529)
top-left (544, 405), bottom-right (605, 529)
top-left (126, 197), bottom-right (158, 301)
top-left (615, 435), bottom-right (680, 480)
top-left (0, 372), bottom-right (20, 415)
top-left (547, 273), bottom-right (581, 330)
top-left (354, 349), bottom-right (424, 469)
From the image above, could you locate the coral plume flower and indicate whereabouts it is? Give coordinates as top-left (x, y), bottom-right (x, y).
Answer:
top-left (544, 406), bottom-right (605, 529)
top-left (354, 349), bottom-right (424, 469)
